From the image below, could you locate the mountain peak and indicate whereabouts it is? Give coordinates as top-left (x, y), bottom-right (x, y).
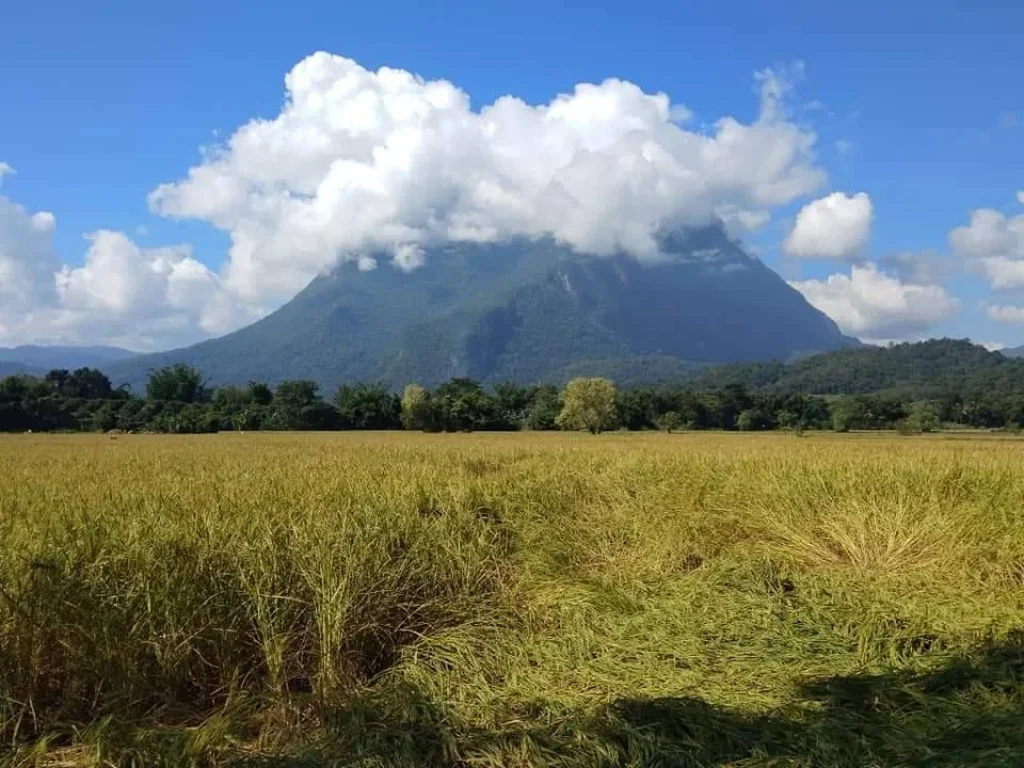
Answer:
top-left (105, 233), bottom-right (852, 391)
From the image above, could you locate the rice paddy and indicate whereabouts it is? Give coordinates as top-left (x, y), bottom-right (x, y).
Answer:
top-left (2, 431), bottom-right (1023, 766)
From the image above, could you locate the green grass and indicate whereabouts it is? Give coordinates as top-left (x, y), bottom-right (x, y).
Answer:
top-left (2, 431), bottom-right (1024, 766)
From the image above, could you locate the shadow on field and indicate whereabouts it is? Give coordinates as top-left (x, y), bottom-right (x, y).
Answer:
top-left (226, 632), bottom-right (1024, 767)
top-left (572, 632), bottom-right (1024, 766)
top-left (31, 633), bottom-right (1022, 766)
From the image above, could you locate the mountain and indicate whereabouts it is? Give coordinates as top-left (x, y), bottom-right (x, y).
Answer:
top-left (1000, 345), bottom-right (1024, 359)
top-left (0, 361), bottom-right (43, 378)
top-left (0, 345), bottom-right (136, 371)
top-left (685, 338), bottom-right (1024, 397)
top-left (105, 227), bottom-right (855, 391)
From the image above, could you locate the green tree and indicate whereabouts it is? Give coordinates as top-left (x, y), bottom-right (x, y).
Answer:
top-left (248, 381), bottom-right (274, 406)
top-left (616, 388), bottom-right (657, 430)
top-left (273, 380), bottom-right (320, 410)
top-left (294, 401), bottom-right (340, 430)
top-left (432, 378), bottom-right (492, 432)
top-left (832, 406), bottom-right (851, 432)
top-left (716, 384), bottom-right (752, 430)
top-left (776, 410), bottom-right (797, 430)
top-left (937, 392), bottom-right (964, 424)
top-left (736, 410), bottom-right (754, 431)
top-left (556, 378), bottom-right (618, 434)
top-left (231, 408), bottom-right (261, 432)
top-left (68, 368), bottom-right (116, 399)
top-left (831, 396), bottom-right (858, 432)
top-left (213, 385), bottom-right (252, 410)
top-left (271, 380), bottom-right (337, 430)
top-left (737, 406), bottom-right (774, 431)
top-left (671, 391), bottom-right (712, 429)
top-left (525, 385), bottom-right (560, 430)
top-left (401, 384), bottom-right (433, 431)
top-left (44, 367), bottom-right (117, 400)
top-left (491, 382), bottom-right (532, 430)
top-left (334, 383), bottom-right (401, 429)
top-left (169, 403), bottom-right (221, 434)
top-left (89, 403), bottom-right (118, 432)
top-left (657, 410), bottom-right (683, 433)
top-left (44, 369), bottom-right (70, 394)
top-left (146, 364), bottom-right (207, 403)
top-left (906, 402), bottom-right (940, 433)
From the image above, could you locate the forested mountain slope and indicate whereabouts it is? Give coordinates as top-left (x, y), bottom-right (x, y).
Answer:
top-left (686, 339), bottom-right (1024, 397)
top-left (106, 227), bottom-right (853, 391)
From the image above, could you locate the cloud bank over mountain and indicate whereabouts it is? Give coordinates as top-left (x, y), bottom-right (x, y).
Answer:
top-left (0, 54), bottom-right (831, 349)
top-left (0, 52), bottom-right (1018, 351)
top-left (149, 53), bottom-right (825, 304)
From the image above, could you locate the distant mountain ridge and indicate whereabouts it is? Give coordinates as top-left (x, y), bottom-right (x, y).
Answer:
top-left (0, 361), bottom-right (43, 378)
top-left (104, 227), bottom-right (855, 391)
top-left (685, 338), bottom-right (1024, 398)
top-left (0, 345), bottom-right (136, 371)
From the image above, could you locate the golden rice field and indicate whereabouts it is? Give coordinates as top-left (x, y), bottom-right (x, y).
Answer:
top-left (2, 431), bottom-right (1024, 766)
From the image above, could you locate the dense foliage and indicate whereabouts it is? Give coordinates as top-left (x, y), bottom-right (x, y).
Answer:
top-left (7, 356), bottom-right (1024, 433)
top-left (688, 338), bottom-right (1024, 398)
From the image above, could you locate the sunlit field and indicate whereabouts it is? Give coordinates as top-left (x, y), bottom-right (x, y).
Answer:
top-left (3, 431), bottom-right (1024, 766)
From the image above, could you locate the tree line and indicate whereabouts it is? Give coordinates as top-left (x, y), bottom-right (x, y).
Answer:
top-left (3, 363), bottom-right (1024, 434)
top-left (685, 338), bottom-right (1024, 399)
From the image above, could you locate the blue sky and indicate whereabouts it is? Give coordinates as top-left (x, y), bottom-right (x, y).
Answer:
top-left (1, 0), bottom-right (1022, 350)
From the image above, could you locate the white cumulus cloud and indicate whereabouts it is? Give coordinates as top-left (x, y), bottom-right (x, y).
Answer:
top-left (790, 263), bottom-right (958, 340)
top-left (949, 204), bottom-right (1024, 288)
top-left (878, 249), bottom-right (949, 285)
top-left (782, 191), bottom-right (873, 261)
top-left (987, 304), bottom-right (1024, 325)
top-left (149, 52), bottom-right (826, 304)
top-left (0, 176), bottom-right (61, 313)
top-left (57, 231), bottom-right (259, 336)
top-left (0, 166), bottom-right (259, 350)
top-left (391, 243), bottom-right (425, 272)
